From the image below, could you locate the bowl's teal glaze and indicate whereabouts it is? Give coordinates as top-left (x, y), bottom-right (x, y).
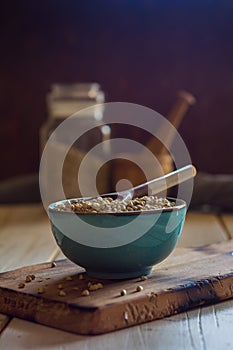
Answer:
top-left (48, 198), bottom-right (186, 279)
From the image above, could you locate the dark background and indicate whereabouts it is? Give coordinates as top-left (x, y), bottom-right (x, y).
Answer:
top-left (0, 0), bottom-right (233, 181)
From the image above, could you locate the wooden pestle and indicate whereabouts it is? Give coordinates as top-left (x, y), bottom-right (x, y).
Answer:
top-left (146, 90), bottom-right (196, 155)
top-left (113, 91), bottom-right (196, 189)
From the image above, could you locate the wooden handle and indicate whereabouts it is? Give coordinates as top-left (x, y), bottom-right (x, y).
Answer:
top-left (166, 90), bottom-right (196, 130)
top-left (132, 165), bottom-right (196, 198)
top-left (113, 91), bottom-right (196, 188)
top-left (146, 90), bottom-right (196, 155)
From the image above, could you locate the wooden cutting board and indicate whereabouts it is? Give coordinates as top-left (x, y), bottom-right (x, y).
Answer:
top-left (0, 239), bottom-right (233, 335)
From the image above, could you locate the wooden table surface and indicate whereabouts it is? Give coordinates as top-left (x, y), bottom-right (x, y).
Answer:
top-left (0, 204), bottom-right (233, 349)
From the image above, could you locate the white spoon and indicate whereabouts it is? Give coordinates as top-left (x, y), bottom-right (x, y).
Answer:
top-left (101, 164), bottom-right (196, 201)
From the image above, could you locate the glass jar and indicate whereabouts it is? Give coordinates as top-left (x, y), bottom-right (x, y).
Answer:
top-left (40, 83), bottom-right (111, 201)
top-left (40, 83), bottom-right (107, 151)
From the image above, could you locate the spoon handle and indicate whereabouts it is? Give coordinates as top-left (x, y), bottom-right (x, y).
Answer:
top-left (132, 165), bottom-right (196, 198)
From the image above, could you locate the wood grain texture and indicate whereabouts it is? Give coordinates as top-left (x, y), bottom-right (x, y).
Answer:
top-left (1, 299), bottom-right (233, 350)
top-left (178, 212), bottom-right (227, 247)
top-left (0, 313), bottom-right (10, 333)
top-left (221, 215), bottom-right (233, 238)
top-left (55, 250), bottom-right (66, 260)
top-left (1, 240), bottom-right (233, 335)
top-left (0, 206), bottom-right (232, 347)
top-left (0, 204), bottom-right (58, 333)
top-left (0, 204), bottom-right (57, 273)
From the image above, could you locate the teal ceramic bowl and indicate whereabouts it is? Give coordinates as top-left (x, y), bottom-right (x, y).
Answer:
top-left (48, 198), bottom-right (186, 279)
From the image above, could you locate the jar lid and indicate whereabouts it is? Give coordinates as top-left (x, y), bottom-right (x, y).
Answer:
top-left (49, 83), bottom-right (101, 99)
top-left (48, 100), bottom-right (104, 119)
top-left (47, 83), bottom-right (105, 119)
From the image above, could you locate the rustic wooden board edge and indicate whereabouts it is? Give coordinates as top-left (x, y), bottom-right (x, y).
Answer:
top-left (0, 313), bottom-right (11, 334)
top-left (1, 239), bottom-right (233, 335)
top-left (0, 271), bottom-right (233, 335)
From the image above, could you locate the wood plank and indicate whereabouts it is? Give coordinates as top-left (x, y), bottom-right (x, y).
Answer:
top-left (0, 204), bottom-right (57, 273)
top-left (221, 214), bottom-right (233, 239)
top-left (0, 299), bottom-right (233, 349)
top-left (1, 239), bottom-right (233, 335)
top-left (1, 207), bottom-right (232, 346)
top-left (0, 204), bottom-right (58, 333)
top-left (0, 209), bottom-right (8, 227)
top-left (121, 300), bottom-right (233, 350)
top-left (178, 212), bottom-right (227, 247)
top-left (55, 250), bottom-right (66, 260)
top-left (0, 313), bottom-right (10, 333)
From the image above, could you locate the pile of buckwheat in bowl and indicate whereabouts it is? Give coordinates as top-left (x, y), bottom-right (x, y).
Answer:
top-left (55, 195), bottom-right (176, 214)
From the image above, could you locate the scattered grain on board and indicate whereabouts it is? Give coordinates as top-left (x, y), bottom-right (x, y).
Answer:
top-left (37, 287), bottom-right (45, 294)
top-left (88, 283), bottom-right (103, 291)
top-left (136, 285), bottom-right (144, 292)
top-left (82, 289), bottom-right (90, 296)
top-left (140, 276), bottom-right (147, 281)
top-left (25, 275), bottom-right (32, 283)
top-left (58, 290), bottom-right (66, 297)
